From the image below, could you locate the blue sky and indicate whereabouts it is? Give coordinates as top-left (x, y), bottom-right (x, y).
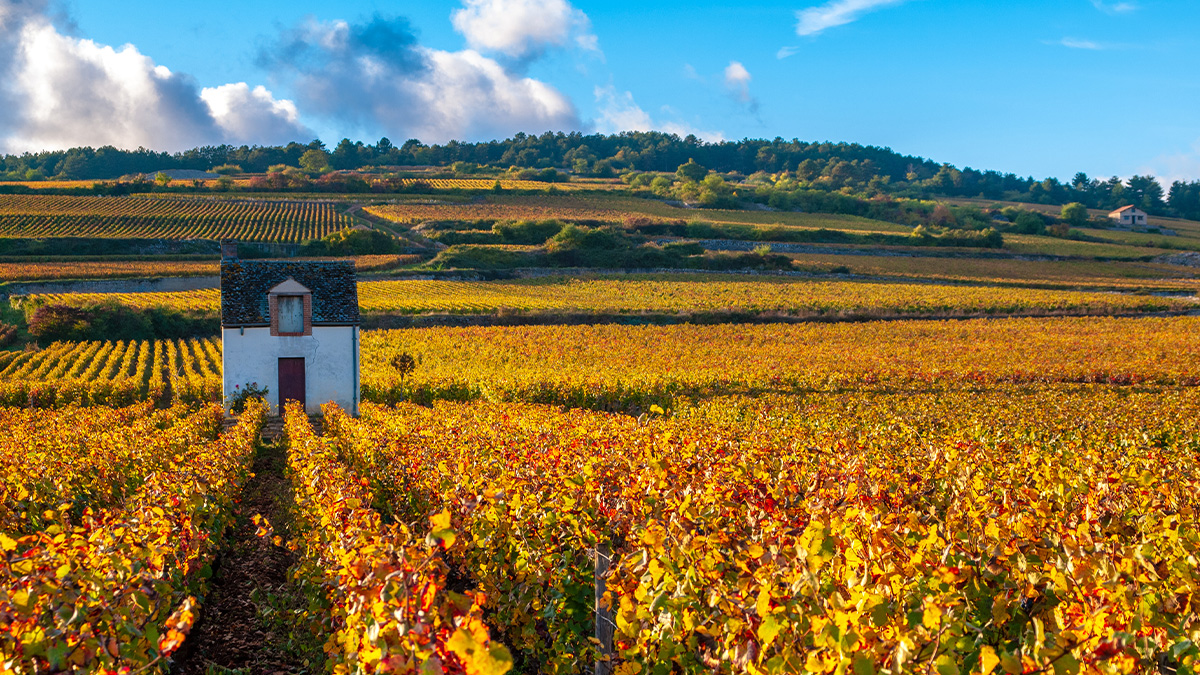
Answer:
top-left (3, 0), bottom-right (1199, 184)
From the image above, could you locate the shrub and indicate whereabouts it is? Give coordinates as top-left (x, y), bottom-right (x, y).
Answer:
top-left (27, 304), bottom-right (93, 342)
top-left (492, 219), bottom-right (567, 244)
top-left (301, 227), bottom-right (399, 256)
top-left (25, 302), bottom-right (215, 341)
top-left (226, 381), bottom-right (269, 414)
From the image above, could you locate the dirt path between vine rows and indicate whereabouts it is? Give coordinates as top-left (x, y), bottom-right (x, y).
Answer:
top-left (172, 418), bottom-right (318, 674)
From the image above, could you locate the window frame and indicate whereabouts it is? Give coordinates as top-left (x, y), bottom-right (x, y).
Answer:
top-left (269, 290), bottom-right (312, 337)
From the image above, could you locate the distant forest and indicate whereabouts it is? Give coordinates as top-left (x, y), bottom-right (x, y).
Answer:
top-left (4, 131), bottom-right (1200, 220)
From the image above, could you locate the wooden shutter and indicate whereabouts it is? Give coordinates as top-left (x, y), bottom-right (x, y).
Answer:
top-left (278, 295), bottom-right (304, 334)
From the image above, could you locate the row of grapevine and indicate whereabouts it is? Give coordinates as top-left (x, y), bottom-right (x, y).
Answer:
top-left (366, 199), bottom-right (639, 226)
top-left (0, 254), bottom-right (422, 284)
top-left (0, 400), bottom-right (266, 673)
top-left (3, 317), bottom-right (1200, 410)
top-left (399, 178), bottom-right (586, 191)
top-left (320, 388), bottom-right (1200, 674)
top-left (28, 275), bottom-right (1195, 318)
top-left (0, 260), bottom-right (218, 282)
top-left (0, 338), bottom-right (221, 407)
top-left (0, 195), bottom-right (353, 241)
top-left (281, 403), bottom-right (513, 674)
top-left (358, 317), bottom-right (1200, 409)
top-left (0, 403), bottom-right (222, 535)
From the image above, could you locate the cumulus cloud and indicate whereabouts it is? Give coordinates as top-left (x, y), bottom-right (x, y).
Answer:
top-left (724, 62), bottom-right (751, 93)
top-left (200, 83), bottom-right (307, 145)
top-left (723, 61), bottom-right (758, 113)
top-left (795, 0), bottom-right (911, 37)
top-left (451, 0), bottom-right (599, 59)
top-left (593, 86), bottom-right (725, 143)
top-left (259, 14), bottom-right (580, 144)
top-left (0, 0), bottom-right (308, 153)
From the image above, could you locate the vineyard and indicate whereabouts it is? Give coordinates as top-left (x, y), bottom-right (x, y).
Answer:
top-left (365, 195), bottom-right (902, 233)
top-left (0, 337), bottom-right (221, 406)
top-left (1, 317), bottom-right (1199, 672)
top-left (0, 254), bottom-right (419, 285)
top-left (0, 195), bottom-right (354, 241)
top-left (25, 275), bottom-right (1196, 320)
top-left (306, 387), bottom-right (1200, 674)
top-left (398, 178), bottom-right (588, 191)
top-left (0, 259), bottom-right (218, 282)
top-left (0, 401), bottom-right (264, 673)
top-left (1, 317), bottom-right (1200, 410)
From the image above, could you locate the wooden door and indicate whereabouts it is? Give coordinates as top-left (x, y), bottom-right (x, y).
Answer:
top-left (278, 357), bottom-right (306, 412)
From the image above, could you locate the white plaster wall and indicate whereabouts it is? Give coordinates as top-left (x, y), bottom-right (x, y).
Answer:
top-left (223, 325), bottom-right (359, 416)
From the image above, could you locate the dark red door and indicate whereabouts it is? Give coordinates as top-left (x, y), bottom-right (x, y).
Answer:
top-left (278, 358), bottom-right (306, 412)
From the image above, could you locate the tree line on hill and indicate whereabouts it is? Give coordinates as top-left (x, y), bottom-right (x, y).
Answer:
top-left (4, 132), bottom-right (1199, 220)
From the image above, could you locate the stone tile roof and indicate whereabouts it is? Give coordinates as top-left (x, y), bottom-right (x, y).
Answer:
top-left (221, 260), bottom-right (360, 327)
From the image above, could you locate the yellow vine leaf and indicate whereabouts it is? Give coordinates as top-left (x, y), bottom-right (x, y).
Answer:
top-left (980, 646), bottom-right (1000, 675)
top-left (757, 614), bottom-right (781, 648)
top-left (446, 618), bottom-right (514, 675)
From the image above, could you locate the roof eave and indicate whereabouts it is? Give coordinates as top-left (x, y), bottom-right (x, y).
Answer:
top-left (222, 320), bottom-right (362, 329)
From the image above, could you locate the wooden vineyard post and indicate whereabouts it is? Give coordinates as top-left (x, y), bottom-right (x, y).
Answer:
top-left (595, 541), bottom-right (615, 675)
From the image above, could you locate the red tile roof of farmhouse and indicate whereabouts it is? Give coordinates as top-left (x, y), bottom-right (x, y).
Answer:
top-left (1109, 205), bottom-right (1140, 213)
top-left (221, 259), bottom-right (360, 327)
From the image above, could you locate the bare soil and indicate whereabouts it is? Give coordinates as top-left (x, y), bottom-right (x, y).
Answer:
top-left (172, 419), bottom-right (318, 674)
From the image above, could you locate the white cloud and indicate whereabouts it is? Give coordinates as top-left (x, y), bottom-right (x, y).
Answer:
top-left (1058, 37), bottom-right (1104, 50)
top-left (777, 46), bottom-right (800, 59)
top-left (416, 48), bottom-right (580, 141)
top-left (723, 61), bottom-right (759, 115)
top-left (593, 86), bottom-right (725, 143)
top-left (0, 0), bottom-right (309, 154)
top-left (1140, 140), bottom-right (1200, 188)
top-left (200, 83), bottom-right (307, 146)
top-left (724, 61), bottom-right (752, 100)
top-left (451, 0), bottom-right (599, 59)
top-left (795, 0), bottom-right (911, 37)
top-left (262, 16), bottom-right (581, 144)
top-left (1049, 36), bottom-right (1133, 51)
top-left (1090, 0), bottom-right (1138, 14)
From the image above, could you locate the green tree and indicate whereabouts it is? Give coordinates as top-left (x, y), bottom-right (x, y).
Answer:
top-left (154, 172), bottom-right (171, 187)
top-left (300, 149), bottom-right (331, 174)
top-left (1125, 175), bottom-right (1166, 212)
top-left (676, 158), bottom-right (708, 183)
top-left (1060, 202), bottom-right (1089, 228)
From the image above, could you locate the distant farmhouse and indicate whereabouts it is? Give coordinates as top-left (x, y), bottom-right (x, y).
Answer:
top-left (1108, 205), bottom-right (1149, 228)
top-left (220, 242), bottom-right (360, 415)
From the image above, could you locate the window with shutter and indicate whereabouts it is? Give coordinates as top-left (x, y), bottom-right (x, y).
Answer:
top-left (278, 295), bottom-right (304, 334)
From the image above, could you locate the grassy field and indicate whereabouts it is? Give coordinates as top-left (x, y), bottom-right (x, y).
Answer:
top-left (784, 252), bottom-right (1199, 291)
top-left (999, 233), bottom-right (1173, 258)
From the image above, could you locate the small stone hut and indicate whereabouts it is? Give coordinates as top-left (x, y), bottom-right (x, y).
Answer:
top-left (220, 245), bottom-right (360, 415)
